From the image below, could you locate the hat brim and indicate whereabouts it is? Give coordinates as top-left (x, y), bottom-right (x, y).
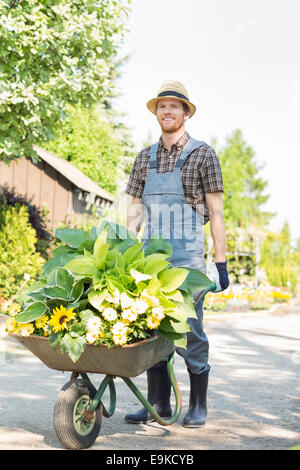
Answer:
top-left (146, 95), bottom-right (196, 118)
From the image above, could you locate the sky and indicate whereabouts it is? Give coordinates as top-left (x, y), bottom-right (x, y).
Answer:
top-left (114, 0), bottom-right (300, 243)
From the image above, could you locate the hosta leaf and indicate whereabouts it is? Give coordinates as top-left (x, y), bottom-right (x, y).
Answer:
top-left (69, 280), bottom-right (84, 303)
top-left (79, 309), bottom-right (96, 324)
top-left (130, 268), bottom-right (152, 284)
top-left (173, 297), bottom-right (198, 320)
top-left (144, 237), bottom-right (173, 257)
top-left (90, 221), bottom-right (109, 241)
top-left (65, 256), bottom-right (98, 277)
top-left (157, 293), bottom-right (177, 309)
top-left (146, 274), bottom-right (160, 296)
top-left (179, 267), bottom-right (215, 294)
top-left (59, 334), bottom-right (86, 363)
top-left (105, 249), bottom-right (119, 269)
top-left (157, 331), bottom-right (187, 349)
top-left (106, 278), bottom-right (124, 294)
top-left (41, 285), bottom-right (69, 301)
top-left (106, 221), bottom-right (134, 243)
top-left (123, 242), bottom-right (144, 266)
top-left (51, 245), bottom-right (75, 257)
top-left (55, 228), bottom-right (90, 248)
top-left (114, 238), bottom-right (137, 254)
top-left (94, 242), bottom-right (109, 269)
top-left (69, 322), bottom-right (87, 337)
top-left (15, 301), bottom-right (48, 323)
top-left (68, 299), bottom-right (89, 311)
top-left (26, 290), bottom-right (46, 301)
top-left (143, 255), bottom-right (170, 275)
top-left (49, 331), bottom-right (63, 349)
top-left (166, 289), bottom-right (184, 302)
top-left (93, 226), bottom-right (108, 257)
top-left (42, 253), bottom-right (79, 276)
top-left (159, 316), bottom-right (191, 333)
top-left (55, 268), bottom-right (75, 291)
top-left (158, 267), bottom-right (188, 293)
top-left (24, 279), bottom-right (47, 294)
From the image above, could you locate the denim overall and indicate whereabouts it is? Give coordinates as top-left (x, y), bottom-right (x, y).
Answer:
top-left (141, 137), bottom-right (210, 375)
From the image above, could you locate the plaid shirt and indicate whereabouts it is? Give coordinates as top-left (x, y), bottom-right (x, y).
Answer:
top-left (125, 131), bottom-right (224, 221)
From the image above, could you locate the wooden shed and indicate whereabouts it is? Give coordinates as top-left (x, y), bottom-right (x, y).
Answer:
top-left (0, 145), bottom-right (114, 231)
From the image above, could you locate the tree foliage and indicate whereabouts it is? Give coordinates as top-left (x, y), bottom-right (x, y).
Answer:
top-left (214, 129), bottom-right (274, 229)
top-left (260, 221), bottom-right (298, 292)
top-left (43, 104), bottom-right (131, 195)
top-left (0, 0), bottom-right (131, 163)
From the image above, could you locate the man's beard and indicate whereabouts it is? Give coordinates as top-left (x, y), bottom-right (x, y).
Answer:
top-left (161, 119), bottom-right (184, 134)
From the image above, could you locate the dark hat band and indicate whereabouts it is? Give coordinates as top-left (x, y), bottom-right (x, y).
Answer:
top-left (157, 90), bottom-right (189, 101)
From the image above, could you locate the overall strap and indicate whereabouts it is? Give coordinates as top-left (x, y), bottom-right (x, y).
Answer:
top-left (148, 142), bottom-right (159, 169)
top-left (175, 138), bottom-right (206, 169)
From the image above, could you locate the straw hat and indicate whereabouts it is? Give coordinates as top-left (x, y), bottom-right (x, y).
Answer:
top-left (146, 80), bottom-right (196, 118)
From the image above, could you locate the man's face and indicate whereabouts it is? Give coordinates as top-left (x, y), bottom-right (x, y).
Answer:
top-left (156, 98), bottom-right (190, 133)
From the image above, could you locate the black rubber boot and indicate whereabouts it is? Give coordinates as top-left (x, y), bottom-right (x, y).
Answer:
top-left (182, 368), bottom-right (210, 427)
top-left (124, 361), bottom-right (172, 424)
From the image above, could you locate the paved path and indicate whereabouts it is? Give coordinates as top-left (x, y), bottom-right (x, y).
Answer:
top-left (0, 307), bottom-right (299, 450)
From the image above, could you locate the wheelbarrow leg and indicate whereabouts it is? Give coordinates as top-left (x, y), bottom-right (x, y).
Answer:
top-left (85, 374), bottom-right (117, 418)
top-left (122, 352), bottom-right (182, 426)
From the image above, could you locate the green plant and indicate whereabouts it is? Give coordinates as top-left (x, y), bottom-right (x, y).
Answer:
top-left (0, 0), bottom-right (131, 163)
top-left (0, 188), bottom-right (52, 259)
top-left (44, 105), bottom-right (128, 194)
top-left (260, 222), bottom-right (298, 292)
top-left (8, 220), bottom-right (216, 363)
top-left (0, 201), bottom-right (45, 298)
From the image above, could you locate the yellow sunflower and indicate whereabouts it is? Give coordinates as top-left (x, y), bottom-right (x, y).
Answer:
top-left (49, 306), bottom-right (75, 333)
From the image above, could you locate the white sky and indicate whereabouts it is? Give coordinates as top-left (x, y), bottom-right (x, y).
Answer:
top-left (115, 0), bottom-right (300, 242)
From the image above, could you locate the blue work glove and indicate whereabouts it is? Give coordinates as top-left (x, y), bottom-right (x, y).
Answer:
top-left (215, 261), bottom-right (230, 291)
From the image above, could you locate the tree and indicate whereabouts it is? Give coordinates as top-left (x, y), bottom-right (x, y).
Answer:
top-left (44, 104), bottom-right (128, 195)
top-left (213, 129), bottom-right (274, 229)
top-left (260, 221), bottom-right (299, 292)
top-left (0, 0), bottom-right (131, 163)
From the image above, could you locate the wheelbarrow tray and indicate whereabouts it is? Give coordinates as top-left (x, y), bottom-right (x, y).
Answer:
top-left (11, 333), bottom-right (175, 377)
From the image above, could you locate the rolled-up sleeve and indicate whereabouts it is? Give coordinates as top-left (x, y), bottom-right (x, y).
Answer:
top-left (200, 147), bottom-right (224, 193)
top-left (125, 153), bottom-right (145, 199)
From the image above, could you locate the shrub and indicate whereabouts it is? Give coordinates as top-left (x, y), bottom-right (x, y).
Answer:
top-left (0, 187), bottom-right (52, 259)
top-left (0, 200), bottom-right (45, 299)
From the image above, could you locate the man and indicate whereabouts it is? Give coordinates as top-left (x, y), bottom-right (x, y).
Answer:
top-left (124, 80), bottom-right (229, 427)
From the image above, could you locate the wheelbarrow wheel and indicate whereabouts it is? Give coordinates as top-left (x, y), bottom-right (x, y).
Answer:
top-left (53, 379), bottom-right (102, 450)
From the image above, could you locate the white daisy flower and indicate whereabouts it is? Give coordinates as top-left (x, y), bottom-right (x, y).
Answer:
top-left (87, 316), bottom-right (102, 333)
top-left (131, 299), bottom-right (149, 315)
top-left (102, 307), bottom-right (118, 322)
top-left (151, 306), bottom-right (165, 321)
top-left (121, 309), bottom-right (138, 323)
top-left (112, 321), bottom-right (128, 336)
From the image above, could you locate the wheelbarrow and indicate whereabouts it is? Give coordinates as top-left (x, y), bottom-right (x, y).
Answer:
top-left (11, 286), bottom-right (215, 450)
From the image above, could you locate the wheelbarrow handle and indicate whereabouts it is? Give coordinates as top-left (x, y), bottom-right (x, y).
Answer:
top-left (194, 283), bottom-right (217, 311)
